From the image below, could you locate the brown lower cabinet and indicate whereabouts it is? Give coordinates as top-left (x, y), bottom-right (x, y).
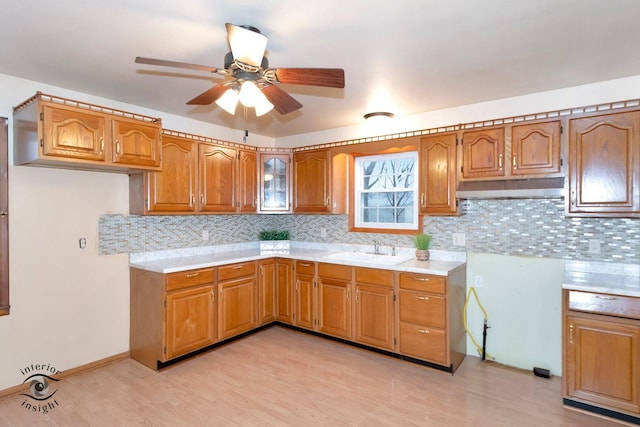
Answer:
top-left (563, 290), bottom-right (640, 421)
top-left (130, 257), bottom-right (466, 373)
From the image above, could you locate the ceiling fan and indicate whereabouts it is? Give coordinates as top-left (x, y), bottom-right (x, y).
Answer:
top-left (135, 23), bottom-right (345, 117)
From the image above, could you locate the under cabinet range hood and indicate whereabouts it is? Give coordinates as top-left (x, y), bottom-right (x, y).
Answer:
top-left (456, 177), bottom-right (565, 199)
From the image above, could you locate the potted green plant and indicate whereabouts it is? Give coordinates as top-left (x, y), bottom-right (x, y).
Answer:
top-left (412, 233), bottom-right (432, 261)
top-left (259, 230), bottom-right (290, 254)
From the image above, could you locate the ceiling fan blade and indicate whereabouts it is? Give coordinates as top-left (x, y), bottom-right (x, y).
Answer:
top-left (187, 85), bottom-right (230, 105)
top-left (273, 68), bottom-right (345, 88)
top-left (261, 85), bottom-right (303, 115)
top-left (135, 56), bottom-right (219, 73)
top-left (225, 23), bottom-right (268, 68)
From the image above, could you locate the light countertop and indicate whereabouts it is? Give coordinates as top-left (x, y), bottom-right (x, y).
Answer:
top-left (562, 260), bottom-right (640, 298)
top-left (129, 242), bottom-right (467, 276)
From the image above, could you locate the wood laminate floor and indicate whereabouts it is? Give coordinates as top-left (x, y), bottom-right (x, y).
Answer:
top-left (0, 326), bottom-right (622, 426)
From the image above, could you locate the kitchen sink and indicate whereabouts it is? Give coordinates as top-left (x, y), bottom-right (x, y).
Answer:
top-left (323, 251), bottom-right (413, 265)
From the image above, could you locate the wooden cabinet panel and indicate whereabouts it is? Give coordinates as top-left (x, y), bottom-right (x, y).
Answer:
top-left (276, 259), bottom-right (293, 323)
top-left (318, 275), bottom-right (351, 339)
top-left (199, 144), bottom-right (237, 213)
top-left (566, 315), bottom-right (640, 414)
top-left (461, 127), bottom-right (505, 178)
top-left (111, 117), bottom-right (161, 168)
top-left (218, 276), bottom-right (256, 340)
top-left (419, 133), bottom-right (458, 215)
top-left (399, 273), bottom-right (446, 294)
top-left (258, 259), bottom-right (276, 325)
top-left (218, 261), bottom-right (256, 282)
top-left (259, 153), bottom-right (291, 213)
top-left (294, 273), bottom-right (315, 330)
top-left (295, 260), bottom-right (315, 276)
top-left (399, 290), bottom-right (446, 329)
top-left (318, 262), bottom-right (351, 281)
top-left (399, 322), bottom-right (447, 365)
top-left (354, 283), bottom-right (394, 350)
top-left (238, 149), bottom-right (257, 213)
top-left (42, 103), bottom-right (107, 161)
top-left (166, 267), bottom-right (215, 292)
top-left (354, 267), bottom-right (394, 288)
top-left (143, 135), bottom-right (197, 213)
top-left (165, 285), bottom-right (216, 359)
top-left (293, 149), bottom-right (331, 213)
top-left (511, 120), bottom-right (561, 176)
top-left (568, 111), bottom-right (640, 215)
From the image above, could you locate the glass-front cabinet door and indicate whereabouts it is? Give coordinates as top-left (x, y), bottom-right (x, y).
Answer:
top-left (259, 153), bottom-right (291, 213)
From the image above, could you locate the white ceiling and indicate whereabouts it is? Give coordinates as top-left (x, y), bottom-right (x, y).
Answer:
top-left (2, 0), bottom-right (640, 138)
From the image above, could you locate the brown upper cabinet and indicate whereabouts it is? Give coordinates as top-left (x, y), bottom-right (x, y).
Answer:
top-left (460, 127), bottom-right (505, 179)
top-left (568, 110), bottom-right (640, 216)
top-left (419, 133), bottom-right (458, 215)
top-left (292, 149), bottom-right (347, 214)
top-left (259, 152), bottom-right (291, 213)
top-left (460, 120), bottom-right (562, 180)
top-left (13, 93), bottom-right (161, 173)
top-left (130, 132), bottom-right (257, 215)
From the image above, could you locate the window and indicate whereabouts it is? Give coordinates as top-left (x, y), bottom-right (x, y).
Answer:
top-left (352, 151), bottom-right (420, 232)
top-left (0, 117), bottom-right (8, 316)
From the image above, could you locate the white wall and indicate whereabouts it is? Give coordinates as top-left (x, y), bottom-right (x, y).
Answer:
top-left (1, 72), bottom-right (639, 390)
top-left (465, 254), bottom-right (564, 375)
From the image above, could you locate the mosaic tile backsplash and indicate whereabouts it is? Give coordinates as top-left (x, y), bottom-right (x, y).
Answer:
top-left (99, 198), bottom-right (639, 263)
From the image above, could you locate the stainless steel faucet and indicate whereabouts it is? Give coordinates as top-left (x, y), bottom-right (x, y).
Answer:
top-left (373, 240), bottom-right (381, 254)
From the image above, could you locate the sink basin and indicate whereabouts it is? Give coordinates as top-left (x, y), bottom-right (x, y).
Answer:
top-left (323, 251), bottom-right (413, 265)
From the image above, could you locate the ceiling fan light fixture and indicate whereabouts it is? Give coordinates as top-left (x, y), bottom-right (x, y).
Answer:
top-left (225, 23), bottom-right (268, 68)
top-left (253, 94), bottom-right (274, 117)
top-left (364, 111), bottom-right (395, 120)
top-left (215, 88), bottom-right (239, 114)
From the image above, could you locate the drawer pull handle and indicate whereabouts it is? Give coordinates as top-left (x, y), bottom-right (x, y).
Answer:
top-left (184, 273), bottom-right (200, 278)
top-left (594, 295), bottom-right (617, 301)
top-left (299, 263), bottom-right (311, 267)
top-left (416, 295), bottom-right (430, 301)
top-left (232, 265), bottom-right (244, 270)
top-left (413, 276), bottom-right (430, 282)
top-left (417, 328), bottom-right (430, 334)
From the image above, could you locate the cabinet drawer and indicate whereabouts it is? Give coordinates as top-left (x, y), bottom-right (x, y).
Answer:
top-left (318, 263), bottom-right (352, 281)
top-left (218, 261), bottom-right (256, 282)
top-left (399, 273), bottom-right (446, 294)
top-left (354, 267), bottom-right (394, 288)
top-left (399, 322), bottom-right (447, 365)
top-left (399, 291), bottom-right (446, 329)
top-left (295, 260), bottom-right (315, 276)
top-left (568, 290), bottom-right (640, 320)
top-left (166, 268), bottom-right (215, 291)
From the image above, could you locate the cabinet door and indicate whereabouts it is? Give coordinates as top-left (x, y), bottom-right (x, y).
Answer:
top-left (399, 322), bottom-right (447, 365)
top-left (511, 120), bottom-right (561, 176)
top-left (218, 277), bottom-right (256, 340)
top-left (318, 277), bottom-right (351, 339)
top-left (259, 153), bottom-right (291, 213)
top-left (354, 283), bottom-right (394, 350)
top-left (419, 133), bottom-right (457, 215)
top-left (199, 144), bottom-right (237, 212)
top-left (111, 117), bottom-right (161, 168)
top-left (293, 149), bottom-right (330, 213)
top-left (146, 135), bottom-right (197, 213)
top-left (41, 104), bottom-right (107, 161)
top-left (294, 274), bottom-right (315, 330)
top-left (461, 127), bottom-right (505, 178)
top-left (258, 259), bottom-right (276, 325)
top-left (165, 285), bottom-right (216, 359)
top-left (276, 259), bottom-right (293, 323)
top-left (569, 111), bottom-right (640, 214)
top-left (238, 149), bottom-right (257, 213)
top-left (566, 315), bottom-right (640, 414)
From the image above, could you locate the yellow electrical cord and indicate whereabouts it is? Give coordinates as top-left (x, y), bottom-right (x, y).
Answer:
top-left (463, 286), bottom-right (495, 360)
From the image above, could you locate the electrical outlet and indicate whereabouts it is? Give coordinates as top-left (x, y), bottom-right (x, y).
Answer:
top-left (474, 275), bottom-right (484, 288)
top-left (202, 230), bottom-right (209, 241)
top-left (588, 239), bottom-right (600, 254)
top-left (452, 233), bottom-right (466, 246)
top-left (320, 228), bottom-right (327, 238)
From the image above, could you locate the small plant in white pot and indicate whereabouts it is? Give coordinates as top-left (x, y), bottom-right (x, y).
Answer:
top-left (259, 230), bottom-right (290, 254)
top-left (412, 233), bottom-right (432, 261)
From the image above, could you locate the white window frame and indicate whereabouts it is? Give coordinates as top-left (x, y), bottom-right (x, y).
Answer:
top-left (353, 151), bottom-right (419, 231)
